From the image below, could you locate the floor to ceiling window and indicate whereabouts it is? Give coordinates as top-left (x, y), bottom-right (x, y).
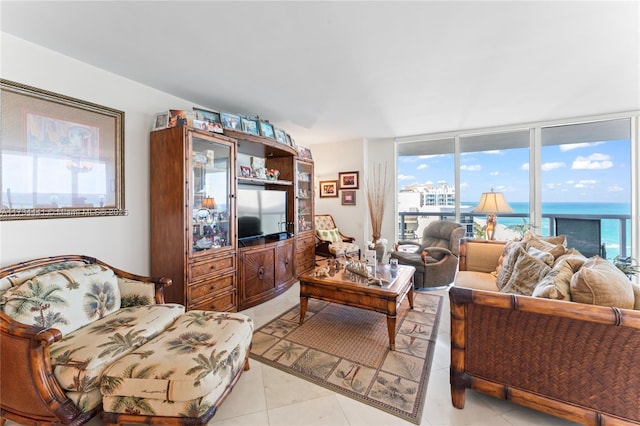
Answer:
top-left (396, 114), bottom-right (637, 260)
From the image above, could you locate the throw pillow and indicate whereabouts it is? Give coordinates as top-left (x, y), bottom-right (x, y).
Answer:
top-left (570, 256), bottom-right (634, 309)
top-left (317, 228), bottom-right (341, 243)
top-left (526, 247), bottom-right (555, 266)
top-left (632, 284), bottom-right (640, 310)
top-left (525, 234), bottom-right (566, 259)
top-left (495, 243), bottom-right (526, 290)
top-left (500, 250), bottom-right (551, 296)
top-left (522, 231), bottom-right (567, 247)
top-left (533, 253), bottom-right (586, 300)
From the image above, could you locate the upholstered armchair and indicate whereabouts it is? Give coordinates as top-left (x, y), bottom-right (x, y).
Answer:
top-left (314, 214), bottom-right (361, 259)
top-left (390, 220), bottom-right (466, 289)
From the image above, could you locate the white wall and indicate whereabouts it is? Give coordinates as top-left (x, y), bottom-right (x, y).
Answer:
top-left (310, 137), bottom-right (397, 253)
top-left (0, 34), bottom-right (201, 273)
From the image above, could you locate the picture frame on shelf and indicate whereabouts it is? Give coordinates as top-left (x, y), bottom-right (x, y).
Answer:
top-left (193, 107), bottom-right (224, 134)
top-left (152, 111), bottom-right (169, 130)
top-left (221, 112), bottom-right (241, 130)
top-left (169, 110), bottom-right (193, 127)
top-left (297, 146), bottom-right (312, 160)
top-left (259, 121), bottom-right (275, 139)
top-left (338, 171), bottom-right (359, 189)
top-left (0, 79), bottom-right (126, 220)
top-left (285, 133), bottom-right (294, 146)
top-left (251, 157), bottom-right (267, 179)
top-left (341, 190), bottom-right (356, 206)
top-left (241, 115), bottom-right (260, 135)
top-left (319, 180), bottom-right (338, 198)
top-left (274, 128), bottom-right (287, 144)
top-left (240, 165), bottom-right (252, 178)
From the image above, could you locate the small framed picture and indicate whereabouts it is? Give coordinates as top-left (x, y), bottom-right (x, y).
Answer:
top-left (221, 112), bottom-right (241, 130)
top-left (338, 171), bottom-right (359, 189)
top-left (285, 133), bottom-right (294, 147)
top-left (341, 190), bottom-right (356, 206)
top-left (241, 116), bottom-right (260, 135)
top-left (259, 121), bottom-right (275, 139)
top-left (169, 110), bottom-right (193, 127)
top-left (274, 128), bottom-right (287, 144)
top-left (319, 180), bottom-right (338, 198)
top-left (297, 146), bottom-right (312, 160)
top-left (240, 165), bottom-right (252, 178)
top-left (193, 107), bottom-right (224, 134)
top-left (152, 111), bottom-right (169, 130)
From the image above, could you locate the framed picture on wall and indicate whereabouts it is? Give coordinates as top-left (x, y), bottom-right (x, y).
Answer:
top-left (319, 180), bottom-right (338, 198)
top-left (338, 171), bottom-right (359, 189)
top-left (341, 190), bottom-right (356, 206)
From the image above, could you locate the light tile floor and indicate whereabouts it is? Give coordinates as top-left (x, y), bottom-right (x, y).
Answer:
top-left (9, 282), bottom-right (581, 426)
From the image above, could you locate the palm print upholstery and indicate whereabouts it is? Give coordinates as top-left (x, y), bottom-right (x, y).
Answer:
top-left (100, 310), bottom-right (253, 418)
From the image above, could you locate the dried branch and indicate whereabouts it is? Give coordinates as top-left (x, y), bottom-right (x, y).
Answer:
top-left (366, 162), bottom-right (389, 243)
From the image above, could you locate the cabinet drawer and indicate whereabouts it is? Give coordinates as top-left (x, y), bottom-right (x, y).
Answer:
top-left (189, 290), bottom-right (236, 312)
top-left (190, 256), bottom-right (234, 281)
top-left (188, 272), bottom-right (235, 303)
top-left (297, 234), bottom-right (315, 251)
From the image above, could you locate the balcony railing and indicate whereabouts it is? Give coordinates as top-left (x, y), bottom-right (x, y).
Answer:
top-left (398, 211), bottom-right (631, 259)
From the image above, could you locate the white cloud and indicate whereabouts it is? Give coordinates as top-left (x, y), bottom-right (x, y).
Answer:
top-left (397, 174), bottom-right (415, 181)
top-left (460, 164), bottom-right (481, 171)
top-left (521, 163), bottom-right (529, 170)
top-left (608, 184), bottom-right (624, 192)
top-left (490, 171), bottom-right (499, 176)
top-left (574, 179), bottom-right (597, 188)
top-left (541, 162), bottom-right (566, 171)
top-left (460, 182), bottom-right (469, 189)
top-left (558, 142), bottom-right (604, 151)
top-left (483, 150), bottom-right (502, 155)
top-left (416, 164), bottom-right (427, 170)
top-left (572, 153), bottom-right (613, 170)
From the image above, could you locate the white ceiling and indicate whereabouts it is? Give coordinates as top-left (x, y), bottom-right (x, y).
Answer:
top-left (2, 1), bottom-right (639, 146)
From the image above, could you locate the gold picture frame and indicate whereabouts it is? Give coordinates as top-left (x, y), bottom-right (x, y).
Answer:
top-left (319, 180), bottom-right (338, 198)
top-left (0, 79), bottom-right (126, 220)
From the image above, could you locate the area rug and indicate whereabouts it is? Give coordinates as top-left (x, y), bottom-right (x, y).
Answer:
top-left (250, 292), bottom-right (443, 424)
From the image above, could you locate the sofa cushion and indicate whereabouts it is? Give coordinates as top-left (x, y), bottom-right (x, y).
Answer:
top-left (495, 242), bottom-right (526, 289)
top-left (524, 233), bottom-right (566, 259)
top-left (50, 303), bottom-right (185, 392)
top-left (1, 264), bottom-right (121, 335)
top-left (570, 256), bottom-right (634, 309)
top-left (632, 284), bottom-right (640, 310)
top-left (526, 247), bottom-right (555, 266)
top-left (101, 311), bottom-right (254, 404)
top-left (317, 228), bottom-right (342, 243)
top-left (455, 271), bottom-right (499, 292)
top-left (532, 253), bottom-right (586, 300)
top-left (118, 277), bottom-right (157, 307)
top-left (0, 260), bottom-right (87, 298)
top-left (500, 249), bottom-right (552, 296)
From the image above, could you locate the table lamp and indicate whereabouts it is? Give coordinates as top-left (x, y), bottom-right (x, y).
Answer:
top-left (473, 189), bottom-right (513, 240)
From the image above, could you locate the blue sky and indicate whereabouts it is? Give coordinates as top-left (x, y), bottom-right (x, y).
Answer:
top-left (398, 140), bottom-right (631, 204)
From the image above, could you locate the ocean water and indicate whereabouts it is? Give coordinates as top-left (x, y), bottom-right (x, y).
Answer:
top-left (465, 202), bottom-right (631, 259)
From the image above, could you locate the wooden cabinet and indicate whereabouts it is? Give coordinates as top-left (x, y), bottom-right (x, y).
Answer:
top-left (150, 126), bottom-right (237, 311)
top-left (295, 159), bottom-right (316, 273)
top-left (150, 126), bottom-right (313, 312)
top-left (238, 239), bottom-right (296, 310)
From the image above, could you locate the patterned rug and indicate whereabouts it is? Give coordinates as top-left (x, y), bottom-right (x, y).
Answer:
top-left (250, 292), bottom-right (443, 424)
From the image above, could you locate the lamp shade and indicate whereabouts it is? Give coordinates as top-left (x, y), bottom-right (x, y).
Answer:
top-left (473, 191), bottom-right (513, 214)
top-left (201, 196), bottom-right (216, 210)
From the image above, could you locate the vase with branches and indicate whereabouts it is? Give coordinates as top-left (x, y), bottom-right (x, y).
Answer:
top-left (366, 163), bottom-right (389, 262)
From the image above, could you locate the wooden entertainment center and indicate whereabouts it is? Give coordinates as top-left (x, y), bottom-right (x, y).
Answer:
top-left (150, 126), bottom-right (315, 312)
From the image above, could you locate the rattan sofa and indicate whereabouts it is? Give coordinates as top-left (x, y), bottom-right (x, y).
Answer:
top-left (450, 238), bottom-right (640, 425)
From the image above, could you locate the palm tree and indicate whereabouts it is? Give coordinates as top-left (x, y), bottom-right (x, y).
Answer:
top-left (179, 399), bottom-right (211, 418)
top-left (166, 332), bottom-right (216, 354)
top-left (185, 348), bottom-right (229, 386)
top-left (83, 280), bottom-right (117, 320)
top-left (89, 316), bottom-right (137, 335)
top-left (4, 278), bottom-right (68, 328)
top-left (96, 329), bottom-right (148, 358)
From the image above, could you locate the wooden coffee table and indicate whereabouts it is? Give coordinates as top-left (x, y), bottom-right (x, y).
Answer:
top-left (298, 263), bottom-right (415, 351)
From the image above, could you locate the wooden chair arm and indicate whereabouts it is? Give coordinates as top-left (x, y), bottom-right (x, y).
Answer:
top-left (0, 311), bottom-right (83, 424)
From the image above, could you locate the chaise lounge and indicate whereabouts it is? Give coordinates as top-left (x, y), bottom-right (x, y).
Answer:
top-left (0, 255), bottom-right (253, 425)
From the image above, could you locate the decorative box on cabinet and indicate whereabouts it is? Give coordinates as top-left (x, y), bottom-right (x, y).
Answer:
top-left (150, 126), bottom-right (237, 312)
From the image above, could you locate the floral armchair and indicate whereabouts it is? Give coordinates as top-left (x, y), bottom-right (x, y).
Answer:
top-left (314, 214), bottom-right (361, 259)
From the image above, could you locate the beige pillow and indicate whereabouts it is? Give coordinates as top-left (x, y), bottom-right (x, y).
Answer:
top-left (525, 234), bottom-right (565, 259)
top-left (495, 242), bottom-right (525, 289)
top-left (570, 256), bottom-right (634, 309)
top-left (632, 284), bottom-right (640, 310)
top-left (522, 231), bottom-right (567, 247)
top-left (500, 250), bottom-right (551, 296)
top-left (317, 228), bottom-right (341, 243)
top-left (492, 240), bottom-right (519, 278)
top-left (533, 253), bottom-right (586, 300)
top-left (527, 247), bottom-right (554, 266)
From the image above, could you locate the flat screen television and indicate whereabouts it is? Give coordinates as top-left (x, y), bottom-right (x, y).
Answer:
top-left (237, 188), bottom-right (288, 240)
